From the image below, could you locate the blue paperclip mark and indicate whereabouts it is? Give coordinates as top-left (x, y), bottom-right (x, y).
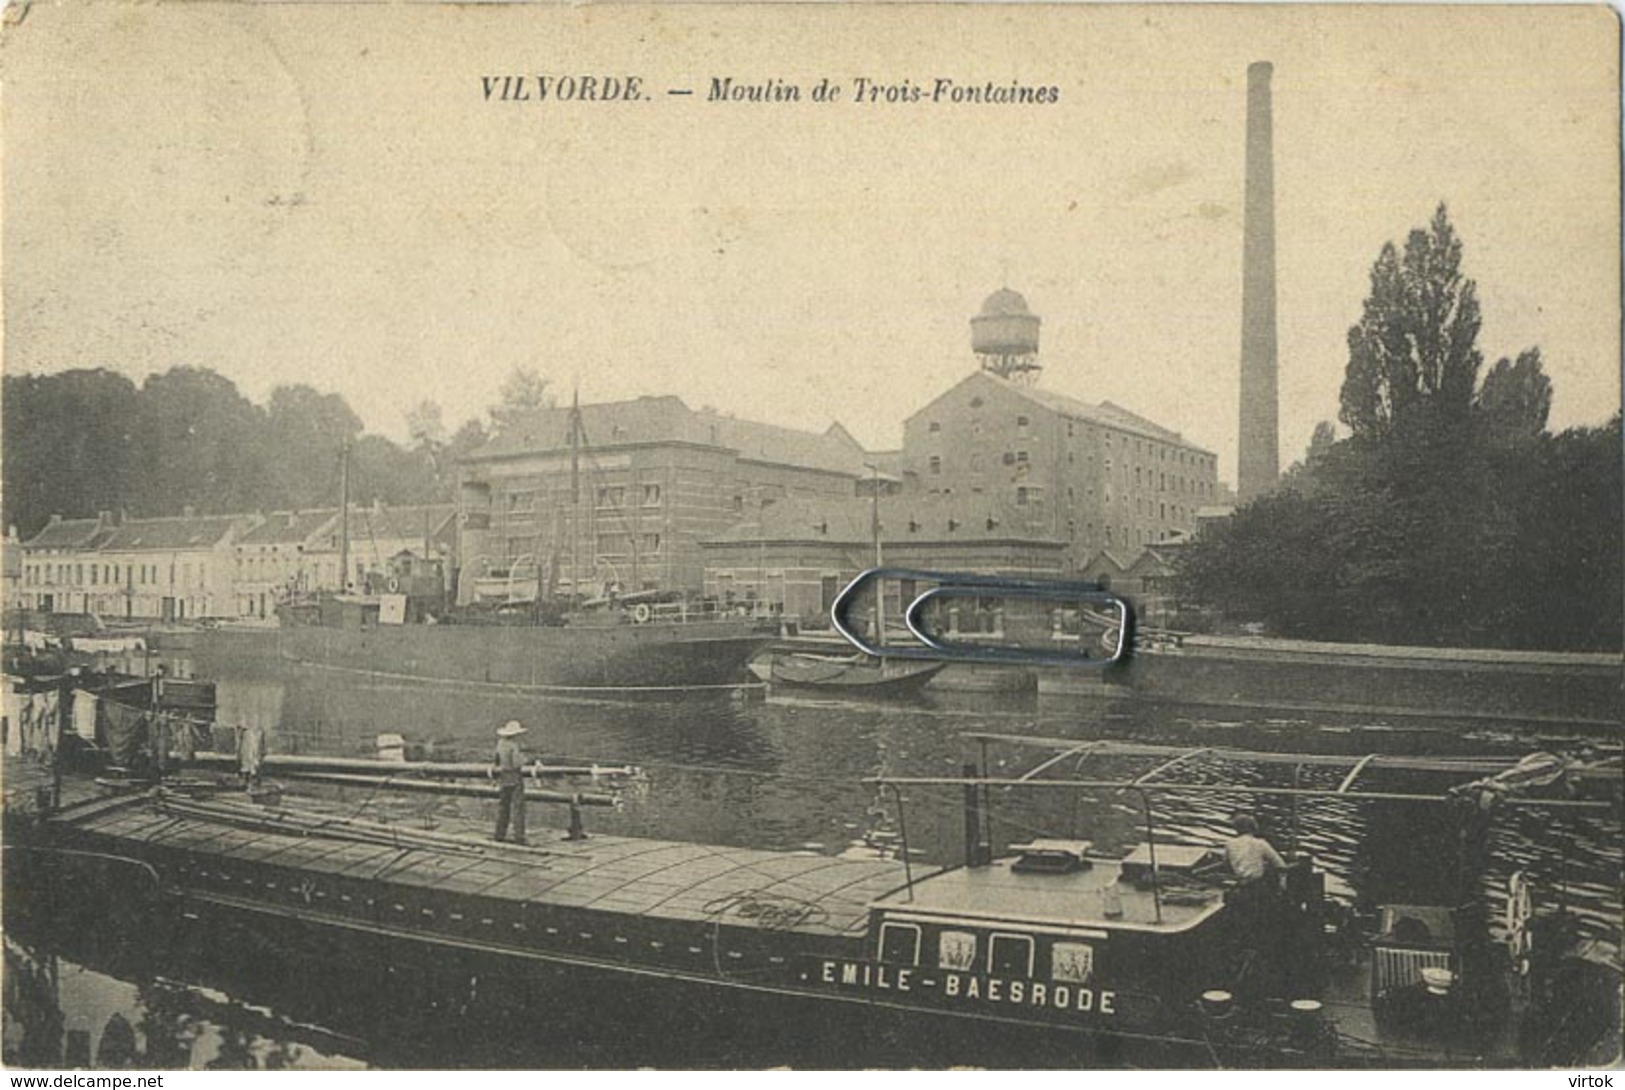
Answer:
top-left (830, 567), bottom-right (1133, 668)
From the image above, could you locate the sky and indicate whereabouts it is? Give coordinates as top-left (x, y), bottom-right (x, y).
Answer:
top-left (4, 3), bottom-right (1618, 486)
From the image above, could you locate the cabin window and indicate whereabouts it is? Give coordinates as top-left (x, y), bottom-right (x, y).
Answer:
top-left (938, 930), bottom-right (977, 970)
top-left (989, 933), bottom-right (1034, 977)
top-left (878, 922), bottom-right (921, 966)
top-left (1051, 942), bottom-right (1096, 984)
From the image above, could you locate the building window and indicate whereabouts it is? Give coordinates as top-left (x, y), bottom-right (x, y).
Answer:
top-left (1016, 451), bottom-right (1029, 465)
top-left (643, 534), bottom-right (661, 553)
top-left (929, 456), bottom-right (941, 475)
top-left (1067, 421), bottom-right (1075, 437)
top-left (641, 484), bottom-right (661, 506)
top-left (1016, 415), bottom-right (1029, 430)
top-left (1016, 487), bottom-right (1028, 506)
top-left (90, 566), bottom-right (99, 585)
top-left (928, 421), bottom-right (941, 433)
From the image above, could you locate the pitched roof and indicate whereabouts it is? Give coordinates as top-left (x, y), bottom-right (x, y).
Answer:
top-left (24, 517), bottom-right (104, 549)
top-left (1080, 549), bottom-right (1135, 574)
top-left (237, 509), bottom-right (340, 546)
top-left (911, 371), bottom-right (1208, 452)
top-left (467, 396), bottom-right (866, 476)
top-left (347, 503), bottom-right (456, 546)
top-left (98, 514), bottom-right (243, 551)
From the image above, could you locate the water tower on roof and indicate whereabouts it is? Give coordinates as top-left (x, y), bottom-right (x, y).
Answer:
top-left (971, 287), bottom-right (1042, 384)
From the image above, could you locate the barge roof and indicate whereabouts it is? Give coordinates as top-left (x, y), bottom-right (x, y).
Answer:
top-left (63, 796), bottom-right (919, 939)
top-left (877, 852), bottom-right (1225, 934)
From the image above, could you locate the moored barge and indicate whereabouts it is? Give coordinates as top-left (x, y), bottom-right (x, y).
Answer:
top-left (7, 734), bottom-right (1619, 1067)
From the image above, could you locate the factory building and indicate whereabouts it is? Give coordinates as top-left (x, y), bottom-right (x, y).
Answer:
top-left (455, 395), bottom-right (867, 600)
top-left (897, 289), bottom-right (1220, 569)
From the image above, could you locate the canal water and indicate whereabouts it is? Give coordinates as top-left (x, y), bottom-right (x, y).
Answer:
top-left (5, 647), bottom-right (1621, 1069)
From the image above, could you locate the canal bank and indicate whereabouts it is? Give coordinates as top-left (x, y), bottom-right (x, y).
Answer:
top-left (1034, 636), bottom-right (1622, 728)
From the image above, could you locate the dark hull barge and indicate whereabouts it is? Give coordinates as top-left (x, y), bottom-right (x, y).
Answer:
top-left (8, 734), bottom-right (1620, 1068)
top-left (275, 616), bottom-right (770, 693)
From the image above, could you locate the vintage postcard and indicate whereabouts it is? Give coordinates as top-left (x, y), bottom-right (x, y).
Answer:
top-left (2, 2), bottom-right (1620, 1073)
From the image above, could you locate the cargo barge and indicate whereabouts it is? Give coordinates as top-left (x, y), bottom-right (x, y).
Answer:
top-left (275, 613), bottom-right (771, 693)
top-left (6, 731), bottom-right (1619, 1067)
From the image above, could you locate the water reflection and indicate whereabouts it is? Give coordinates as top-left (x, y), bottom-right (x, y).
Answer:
top-left (6, 648), bottom-right (1620, 1069)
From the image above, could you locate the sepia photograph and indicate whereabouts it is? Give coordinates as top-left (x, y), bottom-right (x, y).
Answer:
top-left (1, 1), bottom-right (1620, 1072)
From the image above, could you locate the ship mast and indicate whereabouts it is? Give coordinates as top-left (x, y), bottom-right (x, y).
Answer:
top-left (866, 462), bottom-right (883, 647)
top-left (339, 438), bottom-right (351, 593)
top-left (569, 388), bottom-right (580, 598)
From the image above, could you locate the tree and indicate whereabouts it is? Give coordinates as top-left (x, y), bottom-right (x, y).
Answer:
top-left (491, 367), bottom-right (555, 426)
top-left (1475, 348), bottom-right (1552, 443)
top-left (405, 400), bottom-right (447, 453)
top-left (1340, 205), bottom-right (1484, 443)
top-left (1178, 204), bottom-right (1621, 651)
top-left (130, 367), bottom-right (270, 517)
top-left (2, 369), bottom-right (140, 536)
top-left (263, 384), bottom-right (364, 510)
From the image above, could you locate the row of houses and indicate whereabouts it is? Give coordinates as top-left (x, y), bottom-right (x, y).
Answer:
top-left (14, 504), bottom-right (454, 623)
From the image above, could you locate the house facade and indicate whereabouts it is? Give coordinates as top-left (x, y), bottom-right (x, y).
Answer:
top-left (20, 510), bottom-right (255, 621)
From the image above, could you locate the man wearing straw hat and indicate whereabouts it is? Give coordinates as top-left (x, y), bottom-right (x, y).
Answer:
top-left (491, 720), bottom-right (529, 845)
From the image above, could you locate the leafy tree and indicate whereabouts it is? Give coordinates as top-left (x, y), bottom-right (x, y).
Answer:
top-left (130, 367), bottom-right (270, 516)
top-left (1475, 348), bottom-right (1552, 443)
top-left (1179, 205), bottom-right (1622, 651)
top-left (2, 369), bottom-right (139, 536)
top-left (264, 384), bottom-right (364, 510)
top-left (405, 400), bottom-right (447, 453)
top-left (1340, 205), bottom-right (1484, 443)
top-left (491, 367), bottom-right (555, 425)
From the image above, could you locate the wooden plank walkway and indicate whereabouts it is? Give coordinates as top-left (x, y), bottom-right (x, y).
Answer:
top-left (60, 792), bottom-right (920, 938)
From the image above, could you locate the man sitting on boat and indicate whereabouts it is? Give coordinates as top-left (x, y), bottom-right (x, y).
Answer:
top-left (491, 720), bottom-right (529, 845)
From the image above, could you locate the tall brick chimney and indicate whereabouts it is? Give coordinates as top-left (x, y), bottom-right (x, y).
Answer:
top-left (1238, 60), bottom-right (1279, 503)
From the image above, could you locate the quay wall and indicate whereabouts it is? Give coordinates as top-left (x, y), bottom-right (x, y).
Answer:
top-left (1036, 638), bottom-right (1622, 727)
